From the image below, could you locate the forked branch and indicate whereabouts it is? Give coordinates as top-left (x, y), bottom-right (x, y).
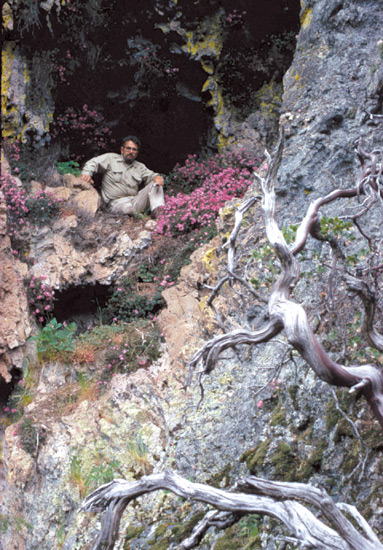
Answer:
top-left (188, 137), bottom-right (383, 427)
top-left (81, 470), bottom-right (383, 550)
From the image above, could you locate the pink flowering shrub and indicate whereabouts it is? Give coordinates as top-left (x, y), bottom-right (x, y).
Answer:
top-left (0, 174), bottom-right (29, 237)
top-left (50, 105), bottom-right (114, 162)
top-left (3, 138), bottom-right (21, 174)
top-left (3, 137), bottom-right (62, 183)
top-left (167, 149), bottom-right (259, 194)
top-left (1, 174), bottom-right (63, 240)
top-left (157, 151), bottom-right (260, 239)
top-left (26, 275), bottom-right (56, 324)
top-left (102, 322), bottom-right (161, 379)
top-left (26, 189), bottom-right (63, 226)
top-left (225, 9), bottom-right (247, 26)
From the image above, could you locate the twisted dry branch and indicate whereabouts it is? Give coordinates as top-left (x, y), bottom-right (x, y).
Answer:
top-left (188, 136), bottom-right (383, 427)
top-left (81, 470), bottom-right (383, 550)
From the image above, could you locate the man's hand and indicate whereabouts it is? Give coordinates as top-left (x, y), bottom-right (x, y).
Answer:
top-left (153, 175), bottom-right (164, 187)
top-left (81, 174), bottom-right (94, 184)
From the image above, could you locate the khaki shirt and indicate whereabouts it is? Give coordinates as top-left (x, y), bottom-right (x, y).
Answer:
top-left (82, 153), bottom-right (159, 204)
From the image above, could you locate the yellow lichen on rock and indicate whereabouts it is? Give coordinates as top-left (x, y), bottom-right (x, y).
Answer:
top-left (1, 42), bottom-right (34, 141)
top-left (198, 296), bottom-right (217, 332)
top-left (181, 10), bottom-right (241, 149)
top-left (2, 2), bottom-right (13, 31)
top-left (301, 6), bottom-right (313, 29)
top-left (202, 247), bottom-right (217, 272)
top-left (2, 42), bottom-right (19, 139)
top-left (182, 11), bottom-right (224, 62)
top-left (254, 80), bottom-right (283, 119)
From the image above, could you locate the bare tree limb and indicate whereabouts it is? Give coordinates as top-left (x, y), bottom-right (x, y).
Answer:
top-left (345, 274), bottom-right (383, 351)
top-left (188, 137), bottom-right (383, 427)
top-left (186, 318), bottom-right (283, 386)
top-left (222, 195), bottom-right (261, 273)
top-left (81, 470), bottom-right (383, 550)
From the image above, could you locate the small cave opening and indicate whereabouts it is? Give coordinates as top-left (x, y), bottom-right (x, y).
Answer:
top-left (0, 368), bottom-right (23, 415)
top-left (52, 283), bottom-right (112, 332)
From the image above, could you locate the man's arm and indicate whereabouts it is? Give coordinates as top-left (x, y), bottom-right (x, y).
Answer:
top-left (81, 153), bottom-right (111, 185)
top-left (139, 164), bottom-right (165, 188)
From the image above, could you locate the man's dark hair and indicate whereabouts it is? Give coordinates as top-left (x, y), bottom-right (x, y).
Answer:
top-left (121, 136), bottom-right (141, 150)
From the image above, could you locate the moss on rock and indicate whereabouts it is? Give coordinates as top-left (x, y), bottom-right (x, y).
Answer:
top-left (240, 439), bottom-right (271, 475)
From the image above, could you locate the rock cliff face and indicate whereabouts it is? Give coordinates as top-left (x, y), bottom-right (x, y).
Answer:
top-left (279, 0), bottom-right (383, 204)
top-left (0, 190), bottom-right (31, 383)
top-left (1, 1), bottom-right (383, 550)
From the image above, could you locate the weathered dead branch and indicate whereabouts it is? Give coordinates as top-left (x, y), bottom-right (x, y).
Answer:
top-left (345, 274), bottom-right (383, 351)
top-left (81, 140), bottom-right (383, 549)
top-left (188, 137), bottom-right (383, 427)
top-left (223, 195), bottom-right (261, 273)
top-left (81, 470), bottom-right (383, 550)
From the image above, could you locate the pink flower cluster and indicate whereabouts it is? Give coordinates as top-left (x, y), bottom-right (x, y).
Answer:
top-left (156, 152), bottom-right (260, 238)
top-left (168, 150), bottom-right (260, 192)
top-left (1, 172), bottom-right (63, 239)
top-left (3, 138), bottom-right (21, 171)
top-left (0, 173), bottom-right (29, 237)
top-left (51, 105), bottom-right (113, 161)
top-left (27, 189), bottom-right (63, 226)
top-left (153, 274), bottom-right (175, 288)
top-left (226, 10), bottom-right (247, 24)
top-left (27, 275), bottom-right (55, 324)
top-left (52, 63), bottom-right (69, 84)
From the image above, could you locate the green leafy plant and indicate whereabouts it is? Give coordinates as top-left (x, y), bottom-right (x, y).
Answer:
top-left (319, 216), bottom-right (354, 240)
top-left (137, 262), bottom-right (160, 283)
top-left (251, 242), bottom-right (279, 289)
top-left (56, 160), bottom-right (82, 176)
top-left (282, 223), bottom-right (298, 245)
top-left (237, 514), bottom-right (261, 538)
top-left (32, 318), bottom-right (76, 362)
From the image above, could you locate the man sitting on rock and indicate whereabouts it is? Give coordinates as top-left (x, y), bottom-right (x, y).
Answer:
top-left (81, 136), bottom-right (165, 217)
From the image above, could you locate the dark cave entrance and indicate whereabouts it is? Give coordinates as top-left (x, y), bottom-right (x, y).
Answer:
top-left (51, 283), bottom-right (112, 332)
top-left (0, 368), bottom-right (22, 413)
top-left (12, 0), bottom-right (301, 173)
top-left (48, 1), bottom-right (300, 173)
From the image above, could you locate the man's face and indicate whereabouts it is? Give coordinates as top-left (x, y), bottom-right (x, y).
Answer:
top-left (121, 140), bottom-right (139, 163)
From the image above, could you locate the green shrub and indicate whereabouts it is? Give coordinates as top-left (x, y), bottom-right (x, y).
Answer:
top-left (103, 278), bottom-right (165, 324)
top-left (32, 318), bottom-right (76, 362)
top-left (56, 160), bottom-right (82, 176)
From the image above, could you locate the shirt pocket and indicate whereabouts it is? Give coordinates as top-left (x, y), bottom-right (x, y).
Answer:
top-left (112, 170), bottom-right (123, 183)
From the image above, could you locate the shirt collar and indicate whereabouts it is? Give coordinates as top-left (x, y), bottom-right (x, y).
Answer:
top-left (119, 155), bottom-right (137, 168)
